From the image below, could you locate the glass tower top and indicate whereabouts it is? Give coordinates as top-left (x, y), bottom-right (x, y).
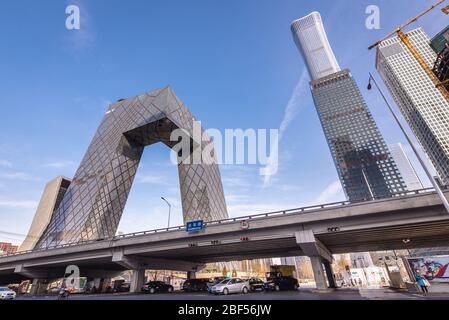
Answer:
top-left (291, 12), bottom-right (341, 80)
top-left (291, 12), bottom-right (407, 202)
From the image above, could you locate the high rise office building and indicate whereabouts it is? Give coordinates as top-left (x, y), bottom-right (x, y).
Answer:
top-left (376, 28), bottom-right (449, 186)
top-left (291, 12), bottom-right (407, 202)
top-left (34, 88), bottom-right (228, 249)
top-left (291, 12), bottom-right (340, 81)
top-left (388, 143), bottom-right (423, 191)
top-left (19, 176), bottom-right (71, 252)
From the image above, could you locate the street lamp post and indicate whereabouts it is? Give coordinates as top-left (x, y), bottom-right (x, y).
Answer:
top-left (368, 73), bottom-right (449, 215)
top-left (161, 197), bottom-right (172, 229)
top-left (161, 197), bottom-right (172, 283)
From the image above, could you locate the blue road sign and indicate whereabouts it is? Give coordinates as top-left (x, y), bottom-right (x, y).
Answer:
top-left (186, 220), bottom-right (205, 232)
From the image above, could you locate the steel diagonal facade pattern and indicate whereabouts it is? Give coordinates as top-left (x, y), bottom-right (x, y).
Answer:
top-left (35, 87), bottom-right (228, 249)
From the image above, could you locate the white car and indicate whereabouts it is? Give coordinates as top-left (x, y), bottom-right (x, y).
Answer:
top-left (0, 287), bottom-right (16, 300)
top-left (209, 278), bottom-right (249, 295)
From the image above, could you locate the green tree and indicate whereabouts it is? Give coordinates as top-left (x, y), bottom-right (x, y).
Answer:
top-left (222, 266), bottom-right (228, 278)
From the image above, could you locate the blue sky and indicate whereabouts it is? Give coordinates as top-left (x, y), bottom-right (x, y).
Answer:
top-left (0, 0), bottom-right (447, 244)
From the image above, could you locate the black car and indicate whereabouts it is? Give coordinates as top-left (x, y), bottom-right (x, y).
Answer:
top-left (142, 281), bottom-right (174, 294)
top-left (182, 279), bottom-right (210, 292)
top-left (112, 281), bottom-right (130, 293)
top-left (264, 276), bottom-right (299, 292)
top-left (248, 278), bottom-right (265, 291)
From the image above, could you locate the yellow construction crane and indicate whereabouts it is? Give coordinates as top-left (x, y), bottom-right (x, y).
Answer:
top-left (443, 4), bottom-right (449, 14)
top-left (368, 0), bottom-right (449, 102)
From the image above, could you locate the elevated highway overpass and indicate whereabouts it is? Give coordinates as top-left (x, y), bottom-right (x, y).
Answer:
top-left (1, 188), bottom-right (448, 291)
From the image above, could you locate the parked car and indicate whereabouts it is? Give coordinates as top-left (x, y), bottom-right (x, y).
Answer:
top-left (142, 281), bottom-right (174, 294)
top-left (248, 278), bottom-right (265, 291)
top-left (113, 281), bottom-right (131, 293)
top-left (209, 278), bottom-right (249, 295)
top-left (206, 277), bottom-right (226, 292)
top-left (0, 287), bottom-right (17, 300)
top-left (263, 273), bottom-right (299, 292)
top-left (207, 277), bottom-right (226, 289)
top-left (7, 284), bottom-right (19, 294)
top-left (182, 279), bottom-right (210, 292)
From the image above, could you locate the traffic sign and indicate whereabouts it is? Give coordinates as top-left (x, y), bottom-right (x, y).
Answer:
top-left (186, 220), bottom-right (205, 232)
top-left (241, 220), bottom-right (250, 229)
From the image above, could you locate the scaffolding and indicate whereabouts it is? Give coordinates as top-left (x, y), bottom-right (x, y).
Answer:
top-left (434, 45), bottom-right (449, 89)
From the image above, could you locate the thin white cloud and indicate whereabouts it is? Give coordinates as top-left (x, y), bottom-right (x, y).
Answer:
top-left (221, 165), bottom-right (256, 189)
top-left (227, 203), bottom-right (301, 218)
top-left (136, 174), bottom-right (171, 186)
top-left (42, 161), bottom-right (76, 169)
top-left (278, 70), bottom-right (309, 141)
top-left (222, 176), bottom-right (251, 188)
top-left (316, 180), bottom-right (344, 204)
top-left (1, 171), bottom-right (39, 181)
top-left (0, 160), bottom-right (12, 168)
top-left (274, 184), bottom-right (302, 193)
top-left (0, 200), bottom-right (38, 209)
top-left (0, 144), bottom-right (15, 156)
top-left (225, 182), bottom-right (344, 219)
top-left (263, 70), bottom-right (309, 186)
top-left (225, 194), bottom-right (250, 203)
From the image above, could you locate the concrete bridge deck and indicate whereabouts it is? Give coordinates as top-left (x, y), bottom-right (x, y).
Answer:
top-left (1, 188), bottom-right (448, 290)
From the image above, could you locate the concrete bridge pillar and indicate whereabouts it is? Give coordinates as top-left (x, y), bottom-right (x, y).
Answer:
top-left (112, 249), bottom-right (146, 293)
top-left (309, 257), bottom-right (328, 290)
top-left (323, 260), bottom-right (337, 289)
top-left (30, 279), bottom-right (46, 295)
top-left (296, 230), bottom-right (335, 290)
top-left (91, 278), bottom-right (102, 293)
top-left (130, 268), bottom-right (146, 293)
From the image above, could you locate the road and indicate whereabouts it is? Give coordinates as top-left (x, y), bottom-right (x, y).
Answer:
top-left (14, 288), bottom-right (449, 300)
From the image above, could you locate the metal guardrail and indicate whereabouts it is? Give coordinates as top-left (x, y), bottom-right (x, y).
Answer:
top-left (0, 187), bottom-right (440, 259)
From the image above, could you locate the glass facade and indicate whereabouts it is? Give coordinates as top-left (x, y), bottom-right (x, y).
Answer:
top-left (388, 143), bottom-right (423, 191)
top-left (430, 25), bottom-right (449, 54)
top-left (54, 178), bottom-right (71, 212)
top-left (35, 87), bottom-right (228, 249)
top-left (377, 28), bottom-right (449, 186)
top-left (311, 70), bottom-right (407, 202)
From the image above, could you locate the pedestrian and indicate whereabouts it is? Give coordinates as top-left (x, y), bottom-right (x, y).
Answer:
top-left (415, 271), bottom-right (429, 294)
top-left (423, 277), bottom-right (431, 293)
top-left (350, 278), bottom-right (355, 287)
